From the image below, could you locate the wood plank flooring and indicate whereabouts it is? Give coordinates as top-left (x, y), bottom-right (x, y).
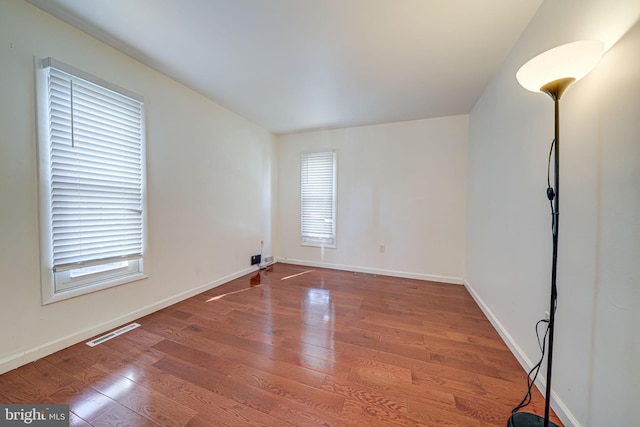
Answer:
top-left (0, 263), bottom-right (562, 426)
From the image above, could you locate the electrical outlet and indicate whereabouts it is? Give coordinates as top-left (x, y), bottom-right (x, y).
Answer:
top-left (379, 243), bottom-right (385, 253)
top-left (251, 254), bottom-right (261, 265)
top-left (264, 256), bottom-right (274, 264)
top-left (544, 311), bottom-right (550, 321)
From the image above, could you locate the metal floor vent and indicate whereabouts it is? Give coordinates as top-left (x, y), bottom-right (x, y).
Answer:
top-left (86, 323), bottom-right (141, 347)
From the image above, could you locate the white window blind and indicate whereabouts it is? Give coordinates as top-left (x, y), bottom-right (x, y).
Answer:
top-left (43, 60), bottom-right (144, 272)
top-left (301, 151), bottom-right (336, 246)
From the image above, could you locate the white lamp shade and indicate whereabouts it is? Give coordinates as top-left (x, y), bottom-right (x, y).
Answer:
top-left (516, 40), bottom-right (604, 93)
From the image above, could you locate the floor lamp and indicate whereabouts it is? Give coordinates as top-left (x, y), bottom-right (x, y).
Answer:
top-left (509, 40), bottom-right (604, 427)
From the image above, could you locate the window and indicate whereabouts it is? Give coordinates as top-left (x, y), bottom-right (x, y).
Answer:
top-left (36, 58), bottom-right (146, 304)
top-left (301, 151), bottom-right (336, 247)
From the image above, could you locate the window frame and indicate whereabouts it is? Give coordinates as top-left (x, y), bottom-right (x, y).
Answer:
top-left (35, 57), bottom-right (148, 304)
top-left (300, 150), bottom-right (337, 248)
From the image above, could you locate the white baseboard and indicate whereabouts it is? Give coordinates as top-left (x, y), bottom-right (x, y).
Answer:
top-left (0, 265), bottom-right (259, 375)
top-left (277, 257), bottom-right (463, 285)
top-left (463, 279), bottom-right (581, 427)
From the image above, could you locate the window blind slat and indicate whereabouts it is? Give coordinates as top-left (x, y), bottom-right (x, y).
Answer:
top-left (45, 66), bottom-right (144, 270)
top-left (301, 151), bottom-right (336, 242)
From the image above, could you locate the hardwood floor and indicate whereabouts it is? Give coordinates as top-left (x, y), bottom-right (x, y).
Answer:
top-left (0, 263), bottom-right (562, 426)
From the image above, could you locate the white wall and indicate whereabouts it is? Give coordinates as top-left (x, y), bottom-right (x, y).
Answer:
top-left (0, 1), bottom-right (276, 373)
top-left (277, 116), bottom-right (468, 283)
top-left (465, 0), bottom-right (640, 425)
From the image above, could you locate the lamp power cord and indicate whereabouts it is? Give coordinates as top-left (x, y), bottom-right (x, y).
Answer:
top-left (511, 137), bottom-right (559, 415)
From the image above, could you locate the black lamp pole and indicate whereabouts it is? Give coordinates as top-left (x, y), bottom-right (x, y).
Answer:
top-left (540, 77), bottom-right (575, 427)
top-left (543, 89), bottom-right (562, 427)
top-left (509, 77), bottom-right (574, 427)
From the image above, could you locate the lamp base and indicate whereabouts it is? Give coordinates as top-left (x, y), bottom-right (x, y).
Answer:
top-left (508, 412), bottom-right (560, 427)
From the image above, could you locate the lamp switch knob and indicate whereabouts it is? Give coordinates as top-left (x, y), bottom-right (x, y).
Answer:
top-left (547, 187), bottom-right (555, 201)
